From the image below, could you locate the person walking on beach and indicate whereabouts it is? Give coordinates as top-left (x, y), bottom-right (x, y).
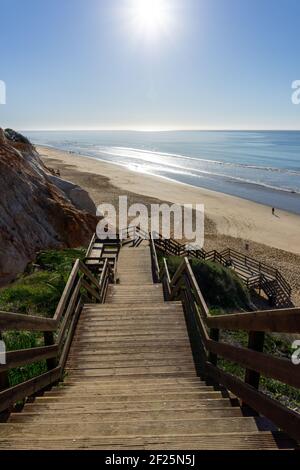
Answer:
top-left (272, 207), bottom-right (275, 216)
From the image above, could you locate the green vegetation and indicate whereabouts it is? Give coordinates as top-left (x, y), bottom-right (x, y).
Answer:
top-left (0, 248), bottom-right (85, 317)
top-left (4, 331), bottom-right (47, 387)
top-left (162, 255), bottom-right (251, 311)
top-left (0, 248), bottom-right (84, 388)
top-left (218, 329), bottom-right (300, 409)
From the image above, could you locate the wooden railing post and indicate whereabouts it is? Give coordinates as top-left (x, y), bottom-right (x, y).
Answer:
top-left (43, 332), bottom-right (57, 371)
top-left (244, 331), bottom-right (265, 390)
top-left (208, 328), bottom-right (219, 366)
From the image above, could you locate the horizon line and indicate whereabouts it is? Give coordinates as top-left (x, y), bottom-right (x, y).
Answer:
top-left (20, 127), bottom-right (300, 132)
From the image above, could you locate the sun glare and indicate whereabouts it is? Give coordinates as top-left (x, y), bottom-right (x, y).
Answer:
top-left (128, 0), bottom-right (172, 40)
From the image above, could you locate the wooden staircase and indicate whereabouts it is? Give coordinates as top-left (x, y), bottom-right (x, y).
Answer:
top-left (0, 242), bottom-right (293, 450)
top-left (152, 233), bottom-right (293, 309)
top-left (259, 276), bottom-right (293, 309)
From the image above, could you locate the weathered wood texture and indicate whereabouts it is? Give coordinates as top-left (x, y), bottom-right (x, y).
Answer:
top-left (0, 231), bottom-right (297, 449)
top-left (0, 241), bottom-right (290, 449)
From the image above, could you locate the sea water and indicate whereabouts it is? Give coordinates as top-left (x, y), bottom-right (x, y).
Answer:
top-left (25, 130), bottom-right (300, 215)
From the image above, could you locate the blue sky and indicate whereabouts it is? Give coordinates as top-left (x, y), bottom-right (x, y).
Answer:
top-left (0, 0), bottom-right (300, 130)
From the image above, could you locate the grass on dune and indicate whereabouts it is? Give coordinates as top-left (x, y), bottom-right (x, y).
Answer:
top-left (160, 254), bottom-right (251, 311)
top-left (0, 248), bottom-right (85, 317)
top-left (0, 248), bottom-right (85, 388)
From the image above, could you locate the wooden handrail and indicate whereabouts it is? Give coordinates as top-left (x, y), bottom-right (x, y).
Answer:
top-left (54, 259), bottom-right (81, 323)
top-left (0, 233), bottom-right (115, 415)
top-left (160, 256), bottom-right (300, 441)
top-left (0, 345), bottom-right (58, 372)
top-left (204, 337), bottom-right (300, 389)
top-left (0, 312), bottom-right (56, 332)
top-left (85, 233), bottom-right (96, 258)
top-left (154, 234), bottom-right (292, 308)
top-left (0, 367), bottom-right (61, 414)
top-left (206, 362), bottom-right (300, 442)
top-left (221, 248), bottom-right (292, 297)
top-left (206, 308), bottom-right (300, 333)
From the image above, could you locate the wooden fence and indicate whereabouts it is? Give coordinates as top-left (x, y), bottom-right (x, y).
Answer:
top-left (158, 254), bottom-right (300, 442)
top-left (0, 257), bottom-right (114, 416)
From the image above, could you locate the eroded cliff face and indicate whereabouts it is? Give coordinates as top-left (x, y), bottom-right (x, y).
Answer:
top-left (0, 128), bottom-right (98, 285)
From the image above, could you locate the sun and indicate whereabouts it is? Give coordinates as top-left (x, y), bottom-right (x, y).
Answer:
top-left (128, 0), bottom-right (172, 40)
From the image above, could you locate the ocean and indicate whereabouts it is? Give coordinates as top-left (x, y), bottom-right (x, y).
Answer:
top-left (25, 130), bottom-right (300, 215)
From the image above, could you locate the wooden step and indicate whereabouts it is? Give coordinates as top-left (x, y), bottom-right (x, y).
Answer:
top-left (110, 284), bottom-right (160, 289)
top-left (67, 352), bottom-right (193, 362)
top-left (72, 331), bottom-right (189, 340)
top-left (83, 301), bottom-right (182, 308)
top-left (66, 363), bottom-right (196, 371)
top-left (107, 298), bottom-right (164, 304)
top-left (118, 277), bottom-right (153, 284)
top-left (0, 432), bottom-right (288, 450)
top-left (67, 360), bottom-right (195, 369)
top-left (65, 373), bottom-right (198, 382)
top-left (22, 398), bottom-right (234, 411)
top-left (81, 310), bottom-right (184, 318)
top-left (10, 408), bottom-right (242, 424)
top-left (81, 311), bottom-right (183, 319)
top-left (60, 377), bottom-right (204, 386)
top-left (70, 338), bottom-right (191, 347)
top-left (75, 320), bottom-right (186, 328)
top-left (0, 417), bottom-right (259, 439)
top-left (69, 346), bottom-right (193, 355)
top-left (44, 385), bottom-right (215, 396)
top-left (52, 382), bottom-right (208, 391)
top-left (35, 391), bottom-right (222, 402)
top-left (65, 369), bottom-right (197, 379)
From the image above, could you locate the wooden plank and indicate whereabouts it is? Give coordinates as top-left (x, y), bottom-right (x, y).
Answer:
top-left (206, 339), bottom-right (300, 389)
top-left (54, 259), bottom-right (80, 322)
top-left (205, 362), bottom-right (300, 442)
top-left (56, 281), bottom-right (82, 347)
top-left (79, 260), bottom-right (103, 290)
top-left (184, 259), bottom-right (210, 317)
top-left (85, 233), bottom-right (96, 257)
top-left (59, 298), bottom-right (83, 371)
top-left (0, 345), bottom-right (58, 372)
top-left (206, 308), bottom-right (300, 333)
top-left (0, 417), bottom-right (259, 438)
top-left (81, 279), bottom-right (102, 302)
top-left (0, 367), bottom-right (61, 414)
top-left (0, 432), bottom-right (290, 450)
top-left (0, 312), bottom-right (55, 332)
top-left (11, 408), bottom-right (242, 424)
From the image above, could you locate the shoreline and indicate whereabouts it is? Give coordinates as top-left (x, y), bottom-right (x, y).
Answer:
top-left (40, 145), bottom-right (300, 214)
top-left (38, 144), bottom-right (300, 256)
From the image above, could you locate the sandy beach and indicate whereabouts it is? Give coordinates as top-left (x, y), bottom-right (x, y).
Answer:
top-left (38, 145), bottom-right (300, 305)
